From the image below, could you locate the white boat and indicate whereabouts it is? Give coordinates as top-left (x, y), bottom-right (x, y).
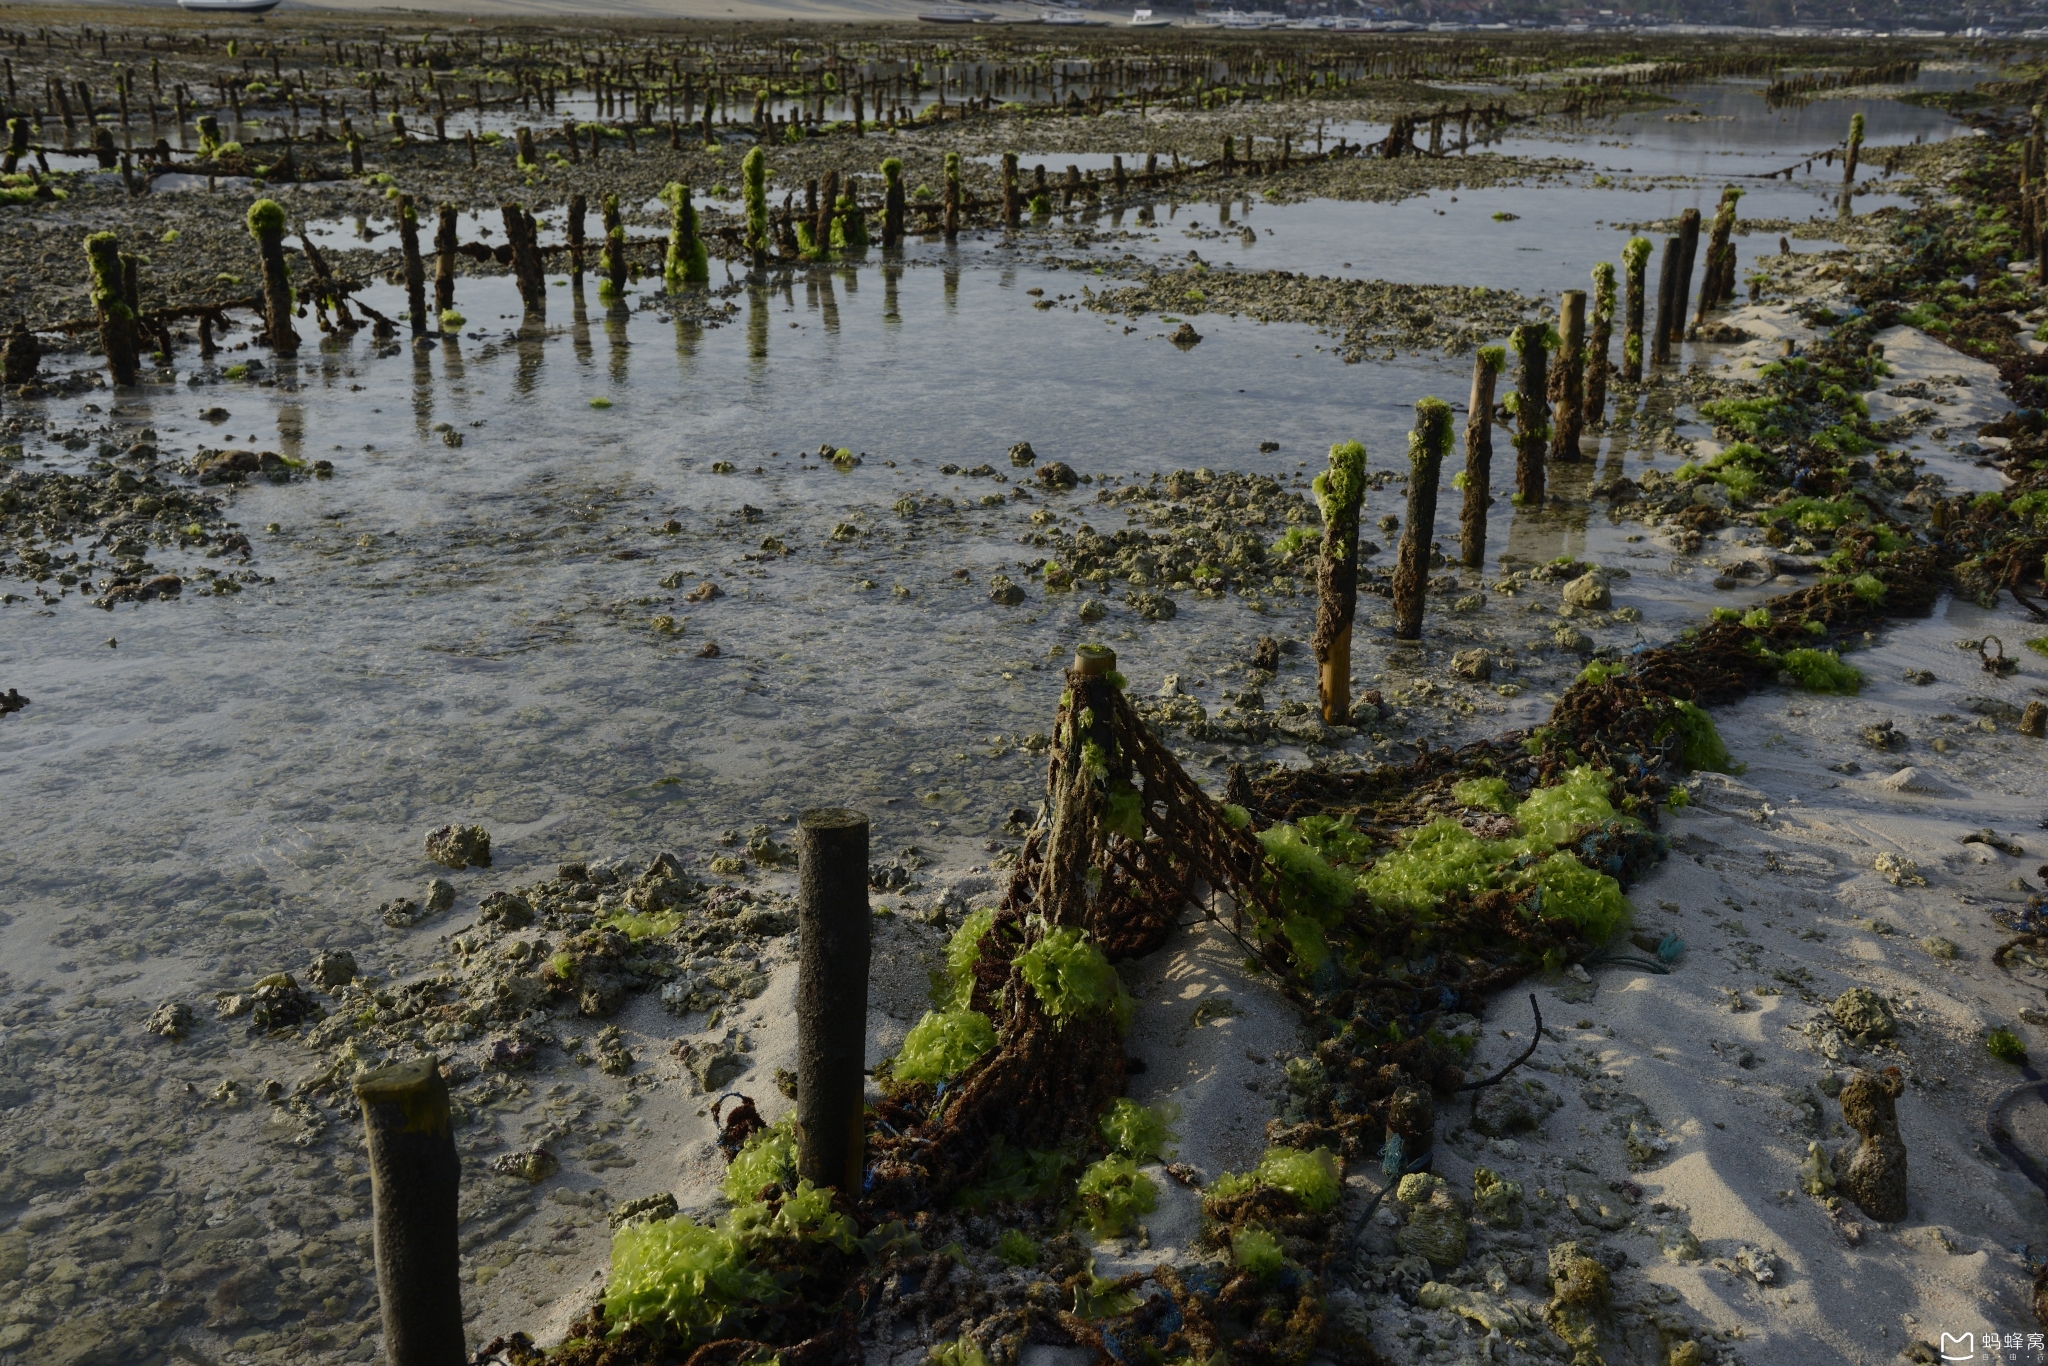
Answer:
top-left (1210, 8), bottom-right (1276, 27)
top-left (1130, 7), bottom-right (1172, 24)
top-left (918, 5), bottom-right (992, 21)
top-left (1041, 7), bottom-right (1106, 22)
top-left (176, 0), bottom-right (280, 12)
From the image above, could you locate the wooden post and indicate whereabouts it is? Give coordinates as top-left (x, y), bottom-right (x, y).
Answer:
top-left (795, 808), bottom-right (870, 1195)
top-left (1551, 289), bottom-right (1586, 462)
top-left (813, 168), bottom-right (837, 259)
top-left (84, 232), bottom-right (138, 384)
top-left (1460, 346), bottom-right (1502, 570)
top-left (352, 1059), bottom-right (465, 1366)
top-left (1510, 322), bottom-right (1548, 507)
top-left (247, 199), bottom-right (298, 357)
top-left (1002, 151), bottom-right (1020, 226)
top-left (1310, 439), bottom-right (1367, 724)
top-left (881, 155), bottom-right (904, 249)
top-left (744, 146), bottom-right (769, 270)
top-left (1621, 235), bottom-right (1650, 383)
top-left (1393, 398), bottom-right (1453, 641)
top-left (1585, 261), bottom-right (1616, 428)
top-left (1695, 188), bottom-right (1739, 325)
top-left (1670, 207), bottom-right (1701, 346)
top-left (1651, 234), bottom-right (1680, 366)
top-left (1843, 111), bottom-right (1863, 185)
top-left (567, 192), bottom-right (586, 281)
top-left (433, 204), bottom-right (457, 319)
top-left (599, 192), bottom-right (627, 298)
top-left (501, 203), bottom-right (545, 319)
top-left (398, 193), bottom-right (427, 338)
top-left (943, 151), bottom-right (960, 240)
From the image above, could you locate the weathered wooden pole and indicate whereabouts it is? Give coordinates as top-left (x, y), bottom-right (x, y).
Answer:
top-left (1843, 111), bottom-right (1864, 185)
top-left (1510, 322), bottom-right (1549, 507)
top-left (247, 199), bottom-right (298, 357)
top-left (795, 808), bottom-right (870, 1195)
top-left (1670, 207), bottom-right (1701, 345)
top-left (1393, 398), bottom-right (1453, 641)
top-left (501, 203), bottom-right (545, 319)
top-left (398, 193), bottom-right (427, 338)
top-left (2, 118), bottom-right (26, 176)
top-left (1550, 288), bottom-right (1586, 462)
top-left (1460, 345), bottom-right (1502, 569)
top-left (566, 192), bottom-right (586, 281)
top-left (352, 1059), bottom-right (465, 1366)
top-left (433, 204), bottom-right (457, 319)
top-left (1310, 439), bottom-right (1367, 724)
top-left (665, 181), bottom-right (709, 286)
top-left (1584, 261), bottom-right (1616, 427)
top-left (84, 232), bottom-right (138, 385)
top-left (743, 146), bottom-right (769, 269)
top-left (881, 155), bottom-right (904, 249)
top-left (1651, 234), bottom-right (1680, 366)
top-left (1695, 188), bottom-right (1738, 325)
top-left (812, 169), bottom-right (838, 259)
top-left (943, 151), bottom-right (960, 240)
top-left (1002, 151), bottom-right (1020, 226)
top-left (1621, 235), bottom-right (1650, 383)
top-left (599, 192), bottom-right (627, 298)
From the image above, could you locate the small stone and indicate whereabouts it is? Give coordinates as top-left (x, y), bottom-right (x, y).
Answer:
top-left (1036, 461), bottom-right (1078, 491)
top-left (1169, 321), bottom-right (1203, 349)
top-left (1395, 1173), bottom-right (1467, 1270)
top-left (1861, 720), bottom-right (1908, 752)
top-left (486, 1035), bottom-right (538, 1070)
top-left (1472, 1167), bottom-right (1524, 1228)
top-left (479, 891), bottom-right (535, 928)
top-left (492, 1148), bottom-right (559, 1184)
top-left (1877, 766), bottom-right (1956, 796)
top-left (609, 1193), bottom-right (680, 1230)
top-left (988, 574), bottom-right (1026, 606)
top-left (1919, 936), bottom-right (1959, 960)
top-left (1561, 572), bottom-right (1611, 611)
top-left (305, 949), bottom-right (357, 989)
top-left (1546, 1241), bottom-right (1610, 1308)
top-left (1872, 852), bottom-right (1926, 886)
top-left (1007, 441), bottom-right (1037, 466)
top-left (1128, 591), bottom-right (1177, 621)
top-left (1830, 987), bottom-right (1897, 1043)
top-left (1657, 1225), bottom-right (1703, 1261)
top-left (1903, 669), bottom-right (1935, 685)
top-left (1450, 649), bottom-right (1493, 681)
top-left (1735, 1245), bottom-right (1779, 1284)
top-left (424, 877), bottom-right (456, 913)
top-left (425, 823), bottom-right (491, 870)
top-left (145, 1001), bottom-right (198, 1041)
top-left (1798, 1140), bottom-right (1836, 1196)
top-left (2022, 701), bottom-right (2048, 738)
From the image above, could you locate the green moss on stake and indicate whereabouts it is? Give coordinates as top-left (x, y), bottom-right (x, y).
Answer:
top-left (742, 147), bottom-right (769, 265)
top-left (661, 181), bottom-right (710, 287)
top-left (245, 198), bottom-right (287, 239)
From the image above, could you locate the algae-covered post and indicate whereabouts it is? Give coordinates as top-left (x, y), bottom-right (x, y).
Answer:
top-left (1310, 439), bottom-right (1368, 724)
top-left (1510, 322), bottom-right (1549, 507)
top-left (247, 199), bottom-right (298, 358)
top-left (352, 1058), bottom-right (465, 1366)
top-left (1394, 398), bottom-right (1453, 641)
top-left (1550, 288), bottom-right (1585, 462)
top-left (1695, 188), bottom-right (1739, 324)
top-left (1002, 151), bottom-right (1020, 227)
top-left (796, 807), bottom-right (871, 1196)
top-left (1671, 207), bottom-right (1701, 342)
top-left (881, 155), bottom-right (905, 249)
top-left (743, 146), bottom-right (770, 269)
top-left (943, 150), bottom-right (961, 240)
top-left (812, 168), bottom-right (838, 261)
top-left (1584, 261), bottom-right (1616, 427)
top-left (567, 191), bottom-right (587, 281)
top-left (2, 118), bottom-right (25, 176)
top-left (398, 193), bottom-right (427, 339)
top-left (664, 181), bottom-right (709, 287)
top-left (84, 231), bottom-right (138, 385)
top-left (1651, 235), bottom-right (1680, 366)
top-left (599, 192), bottom-right (627, 298)
top-left (502, 204), bottom-right (546, 320)
top-left (1844, 111), bottom-right (1865, 185)
top-left (1621, 235), bottom-right (1651, 383)
top-left (1460, 345), bottom-right (1503, 570)
top-left (433, 204), bottom-right (457, 319)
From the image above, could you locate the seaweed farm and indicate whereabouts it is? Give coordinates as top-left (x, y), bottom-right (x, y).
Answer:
top-left (4, 13), bottom-right (2048, 1366)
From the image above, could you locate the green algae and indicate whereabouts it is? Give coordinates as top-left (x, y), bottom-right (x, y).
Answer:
top-left (1231, 1224), bottom-right (1285, 1279)
top-left (1098, 1097), bottom-right (1180, 1163)
top-left (1075, 1153), bottom-right (1157, 1237)
top-left (1777, 647), bottom-right (1863, 694)
top-left (933, 907), bottom-right (996, 1009)
top-left (1313, 439), bottom-right (1368, 538)
top-left (1666, 699), bottom-right (1733, 773)
top-left (723, 1114), bottom-right (797, 1203)
top-left (893, 1008), bottom-right (997, 1084)
top-left (1209, 1145), bottom-right (1340, 1212)
top-left (1518, 852), bottom-right (1630, 942)
top-left (1451, 776), bottom-right (1513, 813)
top-left (1017, 927), bottom-right (1131, 1032)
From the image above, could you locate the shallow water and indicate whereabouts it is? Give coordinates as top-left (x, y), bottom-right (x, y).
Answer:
top-left (0, 69), bottom-right (2016, 1364)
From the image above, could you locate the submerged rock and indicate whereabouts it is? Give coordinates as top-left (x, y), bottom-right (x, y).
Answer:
top-left (492, 1148), bottom-right (559, 1184)
top-left (1037, 461), bottom-right (1079, 491)
top-left (1169, 321), bottom-right (1203, 349)
top-left (426, 823), bottom-right (491, 870)
top-left (1394, 1172), bottom-right (1466, 1270)
top-left (306, 949), bottom-right (357, 989)
top-left (1560, 572), bottom-right (1611, 611)
top-left (1007, 441), bottom-right (1037, 467)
